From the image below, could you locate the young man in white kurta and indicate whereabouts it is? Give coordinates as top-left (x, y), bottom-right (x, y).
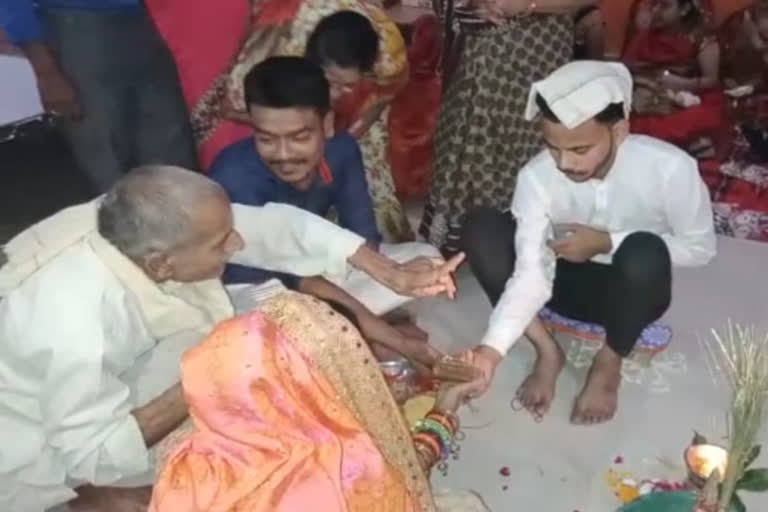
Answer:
top-left (462, 61), bottom-right (716, 425)
top-left (0, 167), bottom-right (459, 512)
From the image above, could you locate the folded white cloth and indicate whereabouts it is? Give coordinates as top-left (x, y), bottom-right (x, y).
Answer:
top-left (524, 60), bottom-right (633, 129)
top-left (668, 90), bottom-right (702, 108)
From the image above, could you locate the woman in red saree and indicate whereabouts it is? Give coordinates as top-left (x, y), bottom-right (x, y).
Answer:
top-left (622, 0), bottom-right (727, 153)
top-left (704, 2), bottom-right (768, 243)
top-left (601, 0), bottom-right (753, 57)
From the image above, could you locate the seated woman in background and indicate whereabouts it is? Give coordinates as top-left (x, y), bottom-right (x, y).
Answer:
top-left (150, 292), bottom-right (488, 512)
top-left (623, 0), bottom-right (726, 156)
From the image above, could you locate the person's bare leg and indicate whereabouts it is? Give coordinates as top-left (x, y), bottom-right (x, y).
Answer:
top-left (392, 321), bottom-right (429, 342)
top-left (571, 344), bottom-right (622, 425)
top-left (516, 316), bottom-right (565, 418)
top-left (382, 309), bottom-right (430, 341)
top-left (370, 341), bottom-right (404, 362)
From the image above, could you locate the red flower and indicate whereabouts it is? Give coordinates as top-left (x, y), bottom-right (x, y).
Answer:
top-left (614, 455), bottom-right (624, 464)
top-left (499, 466), bottom-right (511, 477)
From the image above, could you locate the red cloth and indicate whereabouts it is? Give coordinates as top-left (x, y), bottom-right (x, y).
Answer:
top-left (623, 29), bottom-right (700, 67)
top-left (630, 90), bottom-right (727, 146)
top-left (700, 158), bottom-right (768, 242)
top-left (388, 14), bottom-right (442, 201)
top-left (146, 0), bottom-right (253, 170)
top-left (623, 30), bottom-right (728, 148)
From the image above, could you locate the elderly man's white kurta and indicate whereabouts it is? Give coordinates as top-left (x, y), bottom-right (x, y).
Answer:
top-left (0, 202), bottom-right (394, 511)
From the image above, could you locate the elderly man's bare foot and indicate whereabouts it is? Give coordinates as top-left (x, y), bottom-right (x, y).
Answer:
top-left (571, 346), bottom-right (622, 425)
top-left (516, 342), bottom-right (565, 419)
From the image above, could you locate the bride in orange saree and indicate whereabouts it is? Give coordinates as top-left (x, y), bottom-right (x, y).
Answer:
top-left (150, 291), bottom-right (489, 512)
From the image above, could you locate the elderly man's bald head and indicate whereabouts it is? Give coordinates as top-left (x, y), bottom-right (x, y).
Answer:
top-left (98, 165), bottom-right (243, 282)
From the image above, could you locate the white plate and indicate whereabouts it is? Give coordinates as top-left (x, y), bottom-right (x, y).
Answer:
top-left (0, 55), bottom-right (44, 128)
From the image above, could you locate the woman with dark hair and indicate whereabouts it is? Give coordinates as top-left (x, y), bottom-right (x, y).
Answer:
top-left (622, 0), bottom-right (726, 154)
top-left (420, 0), bottom-right (595, 256)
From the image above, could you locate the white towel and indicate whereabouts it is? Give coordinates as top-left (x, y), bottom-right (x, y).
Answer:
top-left (524, 60), bottom-right (633, 129)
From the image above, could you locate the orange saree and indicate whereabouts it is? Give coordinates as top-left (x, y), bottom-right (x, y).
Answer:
top-left (150, 292), bottom-right (434, 512)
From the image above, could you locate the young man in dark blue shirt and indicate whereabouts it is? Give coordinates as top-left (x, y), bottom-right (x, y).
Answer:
top-left (210, 56), bottom-right (443, 367)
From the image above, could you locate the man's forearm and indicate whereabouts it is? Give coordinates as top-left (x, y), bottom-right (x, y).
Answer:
top-left (347, 244), bottom-right (397, 288)
top-left (298, 276), bottom-right (417, 355)
top-left (131, 383), bottom-right (188, 448)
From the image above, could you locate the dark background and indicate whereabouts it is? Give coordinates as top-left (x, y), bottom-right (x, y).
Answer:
top-left (0, 130), bottom-right (91, 242)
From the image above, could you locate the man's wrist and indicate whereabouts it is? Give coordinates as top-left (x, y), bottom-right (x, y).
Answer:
top-left (131, 383), bottom-right (187, 448)
top-left (476, 344), bottom-right (504, 364)
top-left (349, 244), bottom-right (398, 288)
top-left (601, 231), bottom-right (613, 254)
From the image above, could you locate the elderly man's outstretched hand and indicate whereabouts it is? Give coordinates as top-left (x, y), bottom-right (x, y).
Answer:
top-left (390, 253), bottom-right (464, 299)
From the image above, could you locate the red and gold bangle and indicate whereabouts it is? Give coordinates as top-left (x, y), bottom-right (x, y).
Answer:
top-left (414, 441), bottom-right (438, 468)
top-left (413, 431), bottom-right (442, 460)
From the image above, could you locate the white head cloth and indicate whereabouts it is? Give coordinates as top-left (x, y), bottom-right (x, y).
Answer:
top-left (524, 60), bottom-right (633, 129)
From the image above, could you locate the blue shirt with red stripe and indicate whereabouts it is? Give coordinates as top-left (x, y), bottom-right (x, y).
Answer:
top-left (210, 133), bottom-right (381, 288)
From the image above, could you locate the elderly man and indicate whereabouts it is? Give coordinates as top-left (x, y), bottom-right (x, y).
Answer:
top-left (0, 165), bottom-right (461, 512)
top-left (461, 61), bottom-right (716, 425)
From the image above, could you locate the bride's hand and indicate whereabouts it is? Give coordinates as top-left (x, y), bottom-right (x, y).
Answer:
top-left (434, 351), bottom-right (486, 412)
top-left (435, 376), bottom-right (487, 412)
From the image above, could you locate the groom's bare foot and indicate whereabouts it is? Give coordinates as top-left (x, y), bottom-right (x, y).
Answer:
top-left (516, 340), bottom-right (565, 418)
top-left (571, 346), bottom-right (622, 425)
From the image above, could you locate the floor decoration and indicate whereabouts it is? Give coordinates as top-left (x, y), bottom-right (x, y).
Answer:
top-left (612, 324), bottom-right (768, 511)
